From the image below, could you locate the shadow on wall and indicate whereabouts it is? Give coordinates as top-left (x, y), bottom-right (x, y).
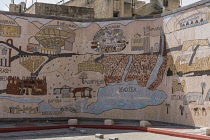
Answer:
top-left (164, 9), bottom-right (210, 126)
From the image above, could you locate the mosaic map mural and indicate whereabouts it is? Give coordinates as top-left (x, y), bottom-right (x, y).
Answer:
top-left (1, 2), bottom-right (210, 127)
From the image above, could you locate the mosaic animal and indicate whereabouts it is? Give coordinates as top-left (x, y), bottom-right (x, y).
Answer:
top-left (72, 87), bottom-right (92, 98)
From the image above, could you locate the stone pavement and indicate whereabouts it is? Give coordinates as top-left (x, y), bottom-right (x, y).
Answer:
top-left (0, 120), bottom-right (209, 140)
top-left (0, 128), bottom-right (192, 140)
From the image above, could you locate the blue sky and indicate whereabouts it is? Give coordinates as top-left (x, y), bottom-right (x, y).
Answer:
top-left (0, 0), bottom-right (202, 11)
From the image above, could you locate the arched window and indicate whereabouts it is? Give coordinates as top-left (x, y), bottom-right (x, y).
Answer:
top-left (200, 18), bottom-right (204, 22)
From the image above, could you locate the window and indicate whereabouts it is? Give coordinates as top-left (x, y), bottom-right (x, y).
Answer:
top-left (113, 11), bottom-right (119, 17)
top-left (163, 0), bottom-right (168, 7)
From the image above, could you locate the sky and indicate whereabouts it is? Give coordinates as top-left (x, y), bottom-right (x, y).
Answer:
top-left (0, 0), bottom-right (202, 11)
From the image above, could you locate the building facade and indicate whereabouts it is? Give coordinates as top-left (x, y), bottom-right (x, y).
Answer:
top-left (9, 0), bottom-right (180, 18)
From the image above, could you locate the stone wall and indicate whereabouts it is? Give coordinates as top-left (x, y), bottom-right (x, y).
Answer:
top-left (9, 4), bottom-right (21, 13)
top-left (24, 3), bottom-right (94, 19)
top-left (135, 0), bottom-right (180, 15)
top-left (124, 2), bottom-right (132, 17)
top-left (164, 0), bottom-right (180, 12)
top-left (1, 0), bottom-right (210, 128)
top-left (63, 0), bottom-right (114, 18)
top-left (63, 0), bottom-right (144, 18)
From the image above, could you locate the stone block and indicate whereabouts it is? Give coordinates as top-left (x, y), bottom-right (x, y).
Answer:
top-left (68, 119), bottom-right (78, 125)
top-left (104, 119), bottom-right (114, 125)
top-left (79, 129), bottom-right (87, 134)
top-left (140, 120), bottom-right (151, 127)
top-left (69, 127), bottom-right (76, 131)
top-left (109, 137), bottom-right (119, 140)
top-left (200, 127), bottom-right (210, 136)
top-left (95, 133), bottom-right (104, 139)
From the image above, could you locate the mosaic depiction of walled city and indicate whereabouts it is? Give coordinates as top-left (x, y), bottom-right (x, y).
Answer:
top-left (1, 3), bottom-right (210, 127)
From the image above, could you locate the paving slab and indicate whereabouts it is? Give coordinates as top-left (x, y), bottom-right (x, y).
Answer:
top-left (0, 120), bottom-right (209, 140)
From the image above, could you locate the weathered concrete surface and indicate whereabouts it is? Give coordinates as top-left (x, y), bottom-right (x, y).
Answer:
top-left (0, 128), bottom-right (192, 140)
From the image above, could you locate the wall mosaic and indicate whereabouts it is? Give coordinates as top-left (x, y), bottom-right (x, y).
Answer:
top-left (1, 2), bottom-right (210, 127)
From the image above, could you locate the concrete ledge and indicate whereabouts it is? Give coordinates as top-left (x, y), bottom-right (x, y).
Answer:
top-left (0, 118), bottom-right (201, 129)
top-left (0, 124), bottom-right (209, 140)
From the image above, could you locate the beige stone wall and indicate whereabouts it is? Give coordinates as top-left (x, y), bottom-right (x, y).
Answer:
top-left (124, 2), bottom-right (132, 17)
top-left (162, 0), bottom-right (180, 12)
top-left (135, 3), bottom-right (157, 16)
top-left (135, 0), bottom-right (180, 16)
top-left (9, 4), bottom-right (21, 13)
top-left (64, 0), bottom-right (114, 18)
top-left (24, 3), bottom-right (94, 19)
top-left (135, 1), bottom-right (146, 9)
top-left (24, 4), bottom-right (36, 14)
top-left (64, 0), bottom-right (146, 18)
top-left (63, 0), bottom-right (91, 7)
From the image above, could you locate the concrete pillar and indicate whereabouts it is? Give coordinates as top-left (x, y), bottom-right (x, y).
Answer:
top-left (119, 0), bottom-right (124, 17)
